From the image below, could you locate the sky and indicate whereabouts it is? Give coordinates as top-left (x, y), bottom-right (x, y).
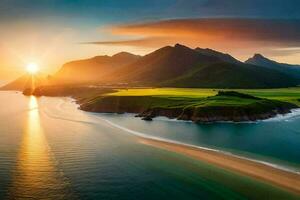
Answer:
top-left (0, 0), bottom-right (300, 79)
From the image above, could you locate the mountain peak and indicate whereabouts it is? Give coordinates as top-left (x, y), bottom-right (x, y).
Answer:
top-left (111, 52), bottom-right (141, 62)
top-left (252, 53), bottom-right (267, 60)
top-left (174, 43), bottom-right (190, 49)
top-left (246, 53), bottom-right (300, 69)
top-left (112, 52), bottom-right (139, 58)
top-left (245, 53), bottom-right (270, 64)
top-left (195, 47), bottom-right (240, 64)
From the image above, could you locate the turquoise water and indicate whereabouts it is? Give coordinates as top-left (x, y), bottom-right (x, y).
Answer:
top-left (98, 112), bottom-right (300, 173)
top-left (0, 91), bottom-right (299, 199)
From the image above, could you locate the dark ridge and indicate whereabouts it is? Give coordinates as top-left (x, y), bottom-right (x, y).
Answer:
top-left (216, 91), bottom-right (261, 100)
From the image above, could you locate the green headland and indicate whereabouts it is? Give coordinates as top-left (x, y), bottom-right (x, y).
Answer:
top-left (30, 86), bottom-right (300, 123)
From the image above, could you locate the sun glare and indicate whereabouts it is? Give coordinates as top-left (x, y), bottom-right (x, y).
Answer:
top-left (26, 63), bottom-right (39, 74)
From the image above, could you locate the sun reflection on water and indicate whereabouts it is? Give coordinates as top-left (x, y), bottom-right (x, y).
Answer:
top-left (7, 96), bottom-right (74, 199)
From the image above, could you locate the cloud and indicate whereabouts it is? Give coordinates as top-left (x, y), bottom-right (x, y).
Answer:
top-left (81, 37), bottom-right (170, 47)
top-left (84, 18), bottom-right (300, 55)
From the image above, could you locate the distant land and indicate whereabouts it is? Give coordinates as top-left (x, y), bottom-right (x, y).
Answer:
top-left (2, 44), bottom-right (300, 90)
top-left (54, 52), bottom-right (141, 84)
top-left (0, 73), bottom-right (47, 91)
top-left (1, 44), bottom-right (300, 123)
top-left (246, 54), bottom-right (300, 81)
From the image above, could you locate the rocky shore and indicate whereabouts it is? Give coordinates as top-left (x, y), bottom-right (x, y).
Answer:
top-left (80, 103), bottom-right (296, 123)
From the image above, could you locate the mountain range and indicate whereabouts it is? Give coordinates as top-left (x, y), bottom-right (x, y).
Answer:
top-left (245, 54), bottom-right (300, 81)
top-left (1, 44), bottom-right (300, 90)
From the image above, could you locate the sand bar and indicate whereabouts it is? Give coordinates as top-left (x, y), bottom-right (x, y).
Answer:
top-left (139, 138), bottom-right (300, 194)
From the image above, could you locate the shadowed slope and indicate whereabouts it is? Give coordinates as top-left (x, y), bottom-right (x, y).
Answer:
top-left (54, 52), bottom-right (141, 84)
top-left (161, 62), bottom-right (298, 88)
top-left (105, 44), bottom-right (299, 88)
top-left (245, 54), bottom-right (300, 81)
top-left (107, 44), bottom-right (223, 84)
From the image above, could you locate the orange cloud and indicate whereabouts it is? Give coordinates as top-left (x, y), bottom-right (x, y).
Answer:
top-left (110, 19), bottom-right (300, 44)
top-left (82, 37), bottom-right (170, 47)
top-left (85, 18), bottom-right (300, 61)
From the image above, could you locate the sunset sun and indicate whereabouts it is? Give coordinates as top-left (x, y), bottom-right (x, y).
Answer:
top-left (26, 63), bottom-right (39, 74)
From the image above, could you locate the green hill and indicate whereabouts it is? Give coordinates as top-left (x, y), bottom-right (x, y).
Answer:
top-left (161, 62), bottom-right (297, 88)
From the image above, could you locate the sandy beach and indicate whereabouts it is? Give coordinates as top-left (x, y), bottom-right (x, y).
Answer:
top-left (139, 138), bottom-right (300, 195)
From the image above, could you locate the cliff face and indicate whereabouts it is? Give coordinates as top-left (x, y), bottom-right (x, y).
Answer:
top-left (81, 103), bottom-right (295, 123)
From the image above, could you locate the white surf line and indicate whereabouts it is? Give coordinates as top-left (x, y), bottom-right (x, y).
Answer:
top-left (94, 114), bottom-right (300, 175)
top-left (150, 107), bottom-right (300, 123)
top-left (263, 108), bottom-right (300, 122)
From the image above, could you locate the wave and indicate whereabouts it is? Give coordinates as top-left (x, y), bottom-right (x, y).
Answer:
top-left (263, 108), bottom-right (300, 122)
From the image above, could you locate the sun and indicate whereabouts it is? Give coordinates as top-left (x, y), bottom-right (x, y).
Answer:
top-left (26, 63), bottom-right (39, 74)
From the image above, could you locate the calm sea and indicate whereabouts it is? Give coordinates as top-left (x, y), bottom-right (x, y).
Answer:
top-left (0, 91), bottom-right (299, 199)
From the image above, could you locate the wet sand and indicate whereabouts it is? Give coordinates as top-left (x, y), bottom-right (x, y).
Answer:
top-left (139, 138), bottom-right (300, 195)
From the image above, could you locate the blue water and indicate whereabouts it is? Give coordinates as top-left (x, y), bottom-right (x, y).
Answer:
top-left (0, 91), bottom-right (299, 200)
top-left (98, 112), bottom-right (300, 172)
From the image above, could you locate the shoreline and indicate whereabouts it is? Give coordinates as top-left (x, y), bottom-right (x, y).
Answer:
top-left (139, 137), bottom-right (300, 195)
top-left (93, 112), bottom-right (300, 175)
top-left (100, 107), bottom-right (300, 124)
top-left (153, 107), bottom-right (300, 123)
top-left (96, 114), bottom-right (300, 195)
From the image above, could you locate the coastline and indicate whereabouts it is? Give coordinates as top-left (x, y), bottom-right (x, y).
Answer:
top-left (139, 137), bottom-right (300, 195)
top-left (80, 99), bottom-right (297, 123)
top-left (95, 113), bottom-right (300, 195)
top-left (152, 107), bottom-right (300, 123)
top-left (78, 91), bottom-right (299, 123)
top-left (4, 85), bottom-right (298, 123)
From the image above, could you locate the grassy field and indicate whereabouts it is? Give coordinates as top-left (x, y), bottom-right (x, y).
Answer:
top-left (107, 87), bottom-right (300, 106)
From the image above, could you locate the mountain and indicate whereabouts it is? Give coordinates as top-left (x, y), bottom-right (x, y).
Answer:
top-left (195, 48), bottom-right (241, 64)
top-left (245, 54), bottom-right (300, 81)
top-left (106, 44), bottom-right (298, 88)
top-left (0, 73), bottom-right (47, 91)
top-left (54, 52), bottom-right (141, 84)
top-left (161, 62), bottom-right (296, 88)
top-left (106, 44), bottom-right (223, 84)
